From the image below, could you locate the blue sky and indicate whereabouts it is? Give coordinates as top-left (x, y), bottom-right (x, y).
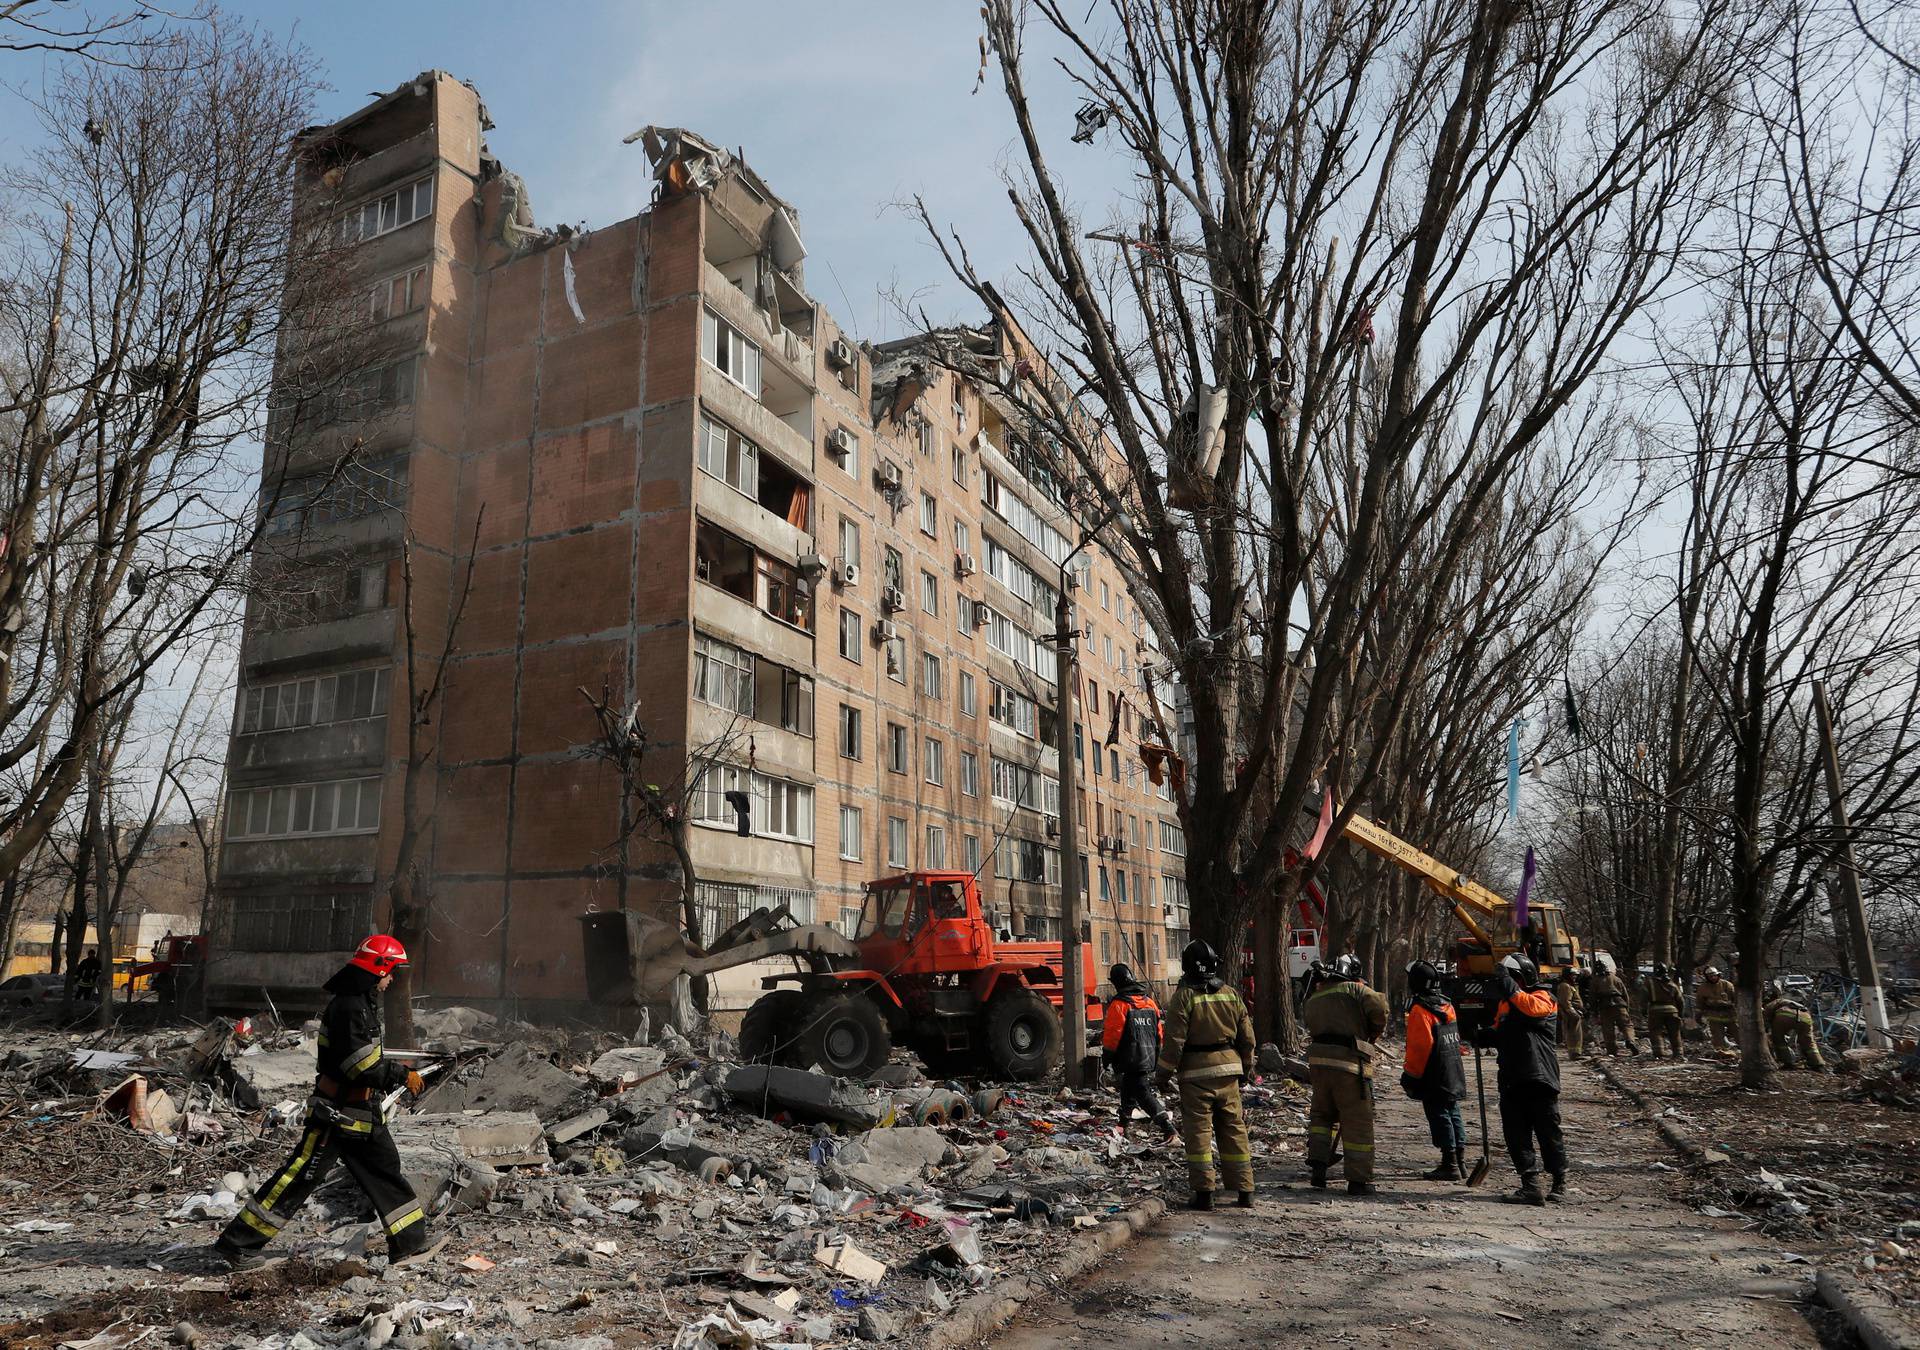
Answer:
top-left (142, 1), bottom-right (1133, 341)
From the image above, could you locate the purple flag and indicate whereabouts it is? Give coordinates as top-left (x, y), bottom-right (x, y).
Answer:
top-left (1514, 846), bottom-right (1537, 929)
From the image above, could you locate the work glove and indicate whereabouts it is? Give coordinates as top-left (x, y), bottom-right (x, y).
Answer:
top-left (405, 1070), bottom-right (426, 1097)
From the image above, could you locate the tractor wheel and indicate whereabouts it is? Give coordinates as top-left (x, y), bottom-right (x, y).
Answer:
top-left (803, 993), bottom-right (893, 1078)
top-left (740, 990), bottom-right (810, 1067)
top-left (985, 986), bottom-right (1061, 1080)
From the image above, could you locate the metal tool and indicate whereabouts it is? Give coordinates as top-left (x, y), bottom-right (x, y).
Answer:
top-left (1467, 1046), bottom-right (1492, 1187)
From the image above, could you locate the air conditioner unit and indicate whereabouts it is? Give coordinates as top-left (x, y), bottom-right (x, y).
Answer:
top-left (875, 460), bottom-right (902, 492)
top-left (834, 560), bottom-right (859, 587)
top-left (955, 552), bottom-right (977, 578)
top-left (881, 585), bottom-right (906, 613)
top-left (798, 552), bottom-right (828, 576)
top-left (827, 426), bottom-right (856, 459)
top-left (874, 618), bottom-right (898, 643)
top-left (1045, 816), bottom-right (1060, 839)
top-left (970, 600), bottom-right (991, 629)
top-left (827, 337), bottom-right (855, 370)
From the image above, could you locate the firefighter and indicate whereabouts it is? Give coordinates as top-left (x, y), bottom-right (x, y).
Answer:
top-left (1764, 980), bottom-right (1828, 1071)
top-left (1102, 963), bottom-right (1178, 1143)
top-left (213, 935), bottom-right (434, 1270)
top-left (1587, 957), bottom-right (1640, 1056)
top-left (1303, 954), bottom-right (1390, 1196)
top-left (1647, 963), bottom-right (1685, 1059)
top-left (75, 948), bottom-right (102, 1000)
top-left (1696, 965), bottom-right (1736, 1054)
top-left (1555, 965), bottom-right (1586, 1059)
top-left (1485, 953), bottom-right (1568, 1206)
top-left (1399, 961), bottom-right (1468, 1181)
top-left (1157, 939), bottom-right (1256, 1211)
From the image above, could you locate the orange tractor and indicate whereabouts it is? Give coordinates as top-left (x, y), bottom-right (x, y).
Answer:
top-left (581, 871), bottom-right (1096, 1080)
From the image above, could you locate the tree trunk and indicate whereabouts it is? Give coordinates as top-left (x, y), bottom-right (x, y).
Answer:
top-left (1733, 884), bottom-right (1777, 1090)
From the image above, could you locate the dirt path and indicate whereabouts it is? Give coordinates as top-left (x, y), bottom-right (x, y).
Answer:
top-left (991, 1060), bottom-right (1829, 1348)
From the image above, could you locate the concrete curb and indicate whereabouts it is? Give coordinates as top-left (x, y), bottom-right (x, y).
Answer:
top-left (1591, 1060), bottom-right (1919, 1349)
top-left (1813, 1268), bottom-right (1920, 1350)
top-left (918, 1196), bottom-right (1169, 1349)
top-left (1585, 1057), bottom-right (1730, 1166)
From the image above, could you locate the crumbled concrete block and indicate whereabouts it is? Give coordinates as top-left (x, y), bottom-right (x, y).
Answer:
top-left (830, 1126), bottom-right (952, 1192)
top-left (549, 1106), bottom-right (610, 1145)
top-left (589, 1046), bottom-right (668, 1090)
top-left (425, 1043), bottom-right (582, 1121)
top-left (227, 1045), bottom-right (315, 1107)
top-left (857, 1307), bottom-right (900, 1341)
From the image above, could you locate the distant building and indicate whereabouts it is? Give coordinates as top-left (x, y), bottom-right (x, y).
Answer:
top-left (209, 73), bottom-right (1187, 1017)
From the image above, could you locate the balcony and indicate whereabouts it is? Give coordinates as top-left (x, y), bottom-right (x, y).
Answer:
top-left (694, 519), bottom-right (817, 672)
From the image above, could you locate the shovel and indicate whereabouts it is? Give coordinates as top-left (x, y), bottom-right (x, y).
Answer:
top-left (1467, 1047), bottom-right (1492, 1187)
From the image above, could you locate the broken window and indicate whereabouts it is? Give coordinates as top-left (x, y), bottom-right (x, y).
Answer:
top-left (695, 520), bottom-right (811, 630)
top-left (339, 175), bottom-right (434, 244)
top-left (369, 265), bottom-right (428, 322)
top-left (754, 659), bottom-right (813, 735)
top-left (693, 632), bottom-right (755, 714)
top-left (755, 450), bottom-right (811, 531)
top-left (240, 667), bottom-right (389, 735)
top-left (229, 892), bottom-right (373, 953)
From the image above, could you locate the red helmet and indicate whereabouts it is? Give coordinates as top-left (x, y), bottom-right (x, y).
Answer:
top-left (348, 934), bottom-right (409, 977)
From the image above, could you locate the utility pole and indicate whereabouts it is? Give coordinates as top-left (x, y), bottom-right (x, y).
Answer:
top-left (1809, 680), bottom-right (1892, 1048)
top-left (1053, 576), bottom-right (1087, 1086)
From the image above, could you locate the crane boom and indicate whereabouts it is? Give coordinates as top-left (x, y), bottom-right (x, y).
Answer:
top-left (1336, 810), bottom-right (1512, 948)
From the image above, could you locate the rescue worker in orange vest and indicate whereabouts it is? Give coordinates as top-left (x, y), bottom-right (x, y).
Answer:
top-left (1102, 963), bottom-right (1178, 1143)
top-left (1484, 952), bottom-right (1568, 1206)
top-left (1400, 960), bottom-right (1469, 1181)
top-left (1157, 939), bottom-right (1256, 1211)
top-left (1647, 963), bottom-right (1685, 1059)
top-left (214, 936), bottom-right (434, 1270)
top-left (1304, 954), bottom-right (1390, 1195)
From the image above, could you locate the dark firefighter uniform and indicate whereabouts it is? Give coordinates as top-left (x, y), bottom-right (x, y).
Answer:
top-left (1102, 967), bottom-right (1178, 1139)
top-left (1159, 942), bottom-right (1256, 1206)
top-left (1587, 965), bottom-right (1639, 1056)
top-left (1647, 967), bottom-right (1685, 1059)
top-left (1487, 957), bottom-right (1567, 1206)
top-left (1696, 969), bottom-right (1736, 1053)
top-left (1555, 969), bottom-right (1586, 1058)
top-left (1400, 963), bottom-right (1469, 1181)
top-left (216, 945), bottom-right (427, 1263)
top-left (1304, 959), bottom-right (1390, 1193)
top-left (1765, 988), bottom-right (1827, 1071)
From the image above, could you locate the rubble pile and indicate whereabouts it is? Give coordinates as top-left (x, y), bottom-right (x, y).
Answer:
top-left (0, 1008), bottom-right (1311, 1348)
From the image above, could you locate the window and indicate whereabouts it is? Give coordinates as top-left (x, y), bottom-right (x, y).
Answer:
top-left (1116, 870), bottom-right (1130, 905)
top-left (1099, 866), bottom-right (1112, 902)
top-left (1104, 633), bottom-right (1115, 664)
top-left (1092, 739), bottom-right (1103, 777)
top-left (695, 520), bottom-right (811, 629)
top-left (239, 668), bottom-right (390, 735)
top-left (838, 516), bottom-right (860, 568)
top-left (229, 893), bottom-right (373, 953)
top-left (691, 761), bottom-right (814, 842)
top-left (839, 705), bottom-right (862, 760)
top-left (887, 815), bottom-right (909, 867)
top-left (369, 265), bottom-right (427, 322)
top-left (960, 752), bottom-right (979, 797)
top-left (839, 608), bottom-right (862, 662)
top-left (340, 175), bottom-right (434, 244)
top-left (954, 519), bottom-right (971, 558)
top-left (885, 636), bottom-right (906, 684)
top-left (693, 632), bottom-right (755, 714)
top-left (1110, 747), bottom-right (1121, 778)
top-left (695, 881), bottom-right (816, 940)
top-left (227, 777), bottom-right (383, 840)
top-left (920, 491), bottom-right (938, 536)
top-left (952, 446), bottom-right (969, 487)
top-left (1160, 820), bottom-right (1187, 857)
top-left (840, 805), bottom-right (862, 861)
top-left (990, 681), bottom-right (1038, 738)
top-left (982, 472), bottom-right (1070, 564)
top-left (921, 652), bottom-right (942, 699)
top-left (347, 562), bottom-right (387, 612)
top-left (925, 824), bottom-right (946, 869)
top-left (888, 722), bottom-right (908, 774)
top-left (1101, 580), bottom-right (1111, 611)
top-left (699, 415), bottom-right (760, 497)
top-left (701, 308), bottom-right (762, 398)
top-left (965, 834), bottom-right (982, 874)
top-left (959, 672), bottom-right (977, 717)
top-left (984, 606), bottom-right (1048, 678)
top-left (1101, 930), bottom-right (1112, 965)
top-left (832, 429), bottom-right (860, 477)
top-left (770, 666), bottom-right (814, 735)
top-left (883, 545), bottom-right (904, 592)
top-left (992, 758), bottom-right (1041, 810)
top-left (919, 419), bottom-right (936, 458)
top-left (921, 570), bottom-right (939, 616)
top-left (984, 539), bottom-right (1059, 613)
top-left (925, 737), bottom-right (945, 786)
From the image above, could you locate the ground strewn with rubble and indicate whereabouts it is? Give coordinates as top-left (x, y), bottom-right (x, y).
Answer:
top-left (0, 1007), bottom-right (1243, 1349)
top-left (992, 1060), bottom-right (1865, 1348)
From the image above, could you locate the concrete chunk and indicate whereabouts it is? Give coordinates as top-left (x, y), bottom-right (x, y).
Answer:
top-left (425, 1042), bottom-right (582, 1120)
top-left (228, 1045), bottom-right (315, 1106)
top-left (830, 1126), bottom-right (951, 1192)
top-left (549, 1106), bottom-right (611, 1145)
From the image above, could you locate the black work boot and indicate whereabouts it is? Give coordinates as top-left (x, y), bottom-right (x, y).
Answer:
top-left (1235, 1191), bottom-right (1255, 1209)
top-left (1454, 1150), bottom-right (1469, 1177)
top-left (1548, 1173), bottom-right (1567, 1203)
top-left (1309, 1164), bottom-right (1328, 1190)
top-left (1347, 1179), bottom-right (1377, 1197)
top-left (1189, 1190), bottom-right (1213, 1211)
top-left (1500, 1173), bottom-right (1547, 1206)
top-left (1423, 1150), bottom-right (1461, 1181)
top-left (213, 1241), bottom-right (270, 1272)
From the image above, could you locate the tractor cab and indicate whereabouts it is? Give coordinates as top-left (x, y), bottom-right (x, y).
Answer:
top-left (853, 872), bottom-right (992, 978)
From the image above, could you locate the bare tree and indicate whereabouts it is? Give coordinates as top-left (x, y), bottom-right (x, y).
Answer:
top-left (909, 0), bottom-right (1752, 1005)
top-left (0, 1), bottom-right (206, 63)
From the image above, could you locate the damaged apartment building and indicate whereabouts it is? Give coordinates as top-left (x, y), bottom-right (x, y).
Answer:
top-left (209, 71), bottom-right (1192, 1018)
